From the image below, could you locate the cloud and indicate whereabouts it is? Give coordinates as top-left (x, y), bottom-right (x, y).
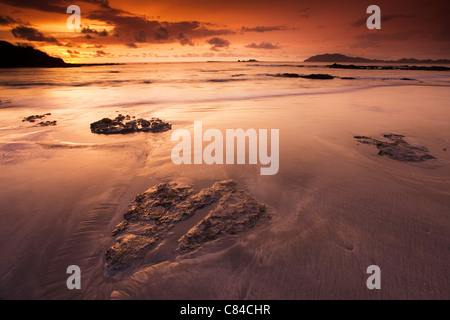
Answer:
top-left (351, 31), bottom-right (420, 48)
top-left (297, 8), bottom-right (312, 19)
top-left (94, 49), bottom-right (112, 57)
top-left (245, 42), bottom-right (281, 50)
top-left (0, 0), bottom-right (109, 13)
top-left (86, 5), bottom-right (234, 47)
top-left (0, 15), bottom-right (19, 26)
top-left (1, 0), bottom-right (235, 48)
top-left (207, 37), bottom-right (230, 51)
top-left (81, 26), bottom-right (108, 36)
top-left (173, 52), bottom-right (215, 58)
top-left (241, 26), bottom-right (288, 33)
top-left (11, 26), bottom-right (61, 45)
top-left (351, 14), bottom-right (413, 28)
top-left (177, 33), bottom-right (194, 46)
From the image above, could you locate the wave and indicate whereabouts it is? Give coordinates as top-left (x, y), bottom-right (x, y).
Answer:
top-left (99, 82), bottom-right (441, 108)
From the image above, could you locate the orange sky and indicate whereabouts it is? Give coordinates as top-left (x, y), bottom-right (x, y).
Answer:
top-left (0, 0), bottom-right (449, 62)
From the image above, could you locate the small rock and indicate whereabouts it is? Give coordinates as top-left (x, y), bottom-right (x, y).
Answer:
top-left (354, 134), bottom-right (436, 162)
top-left (90, 116), bottom-right (171, 134)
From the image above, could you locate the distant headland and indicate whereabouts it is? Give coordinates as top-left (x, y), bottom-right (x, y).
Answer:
top-left (0, 41), bottom-right (120, 68)
top-left (304, 53), bottom-right (450, 64)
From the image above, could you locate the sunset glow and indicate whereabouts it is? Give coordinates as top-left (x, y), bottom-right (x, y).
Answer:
top-left (0, 0), bottom-right (448, 63)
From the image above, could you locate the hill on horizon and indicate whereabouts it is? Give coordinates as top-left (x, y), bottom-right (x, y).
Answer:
top-left (304, 53), bottom-right (450, 64)
top-left (0, 41), bottom-right (68, 68)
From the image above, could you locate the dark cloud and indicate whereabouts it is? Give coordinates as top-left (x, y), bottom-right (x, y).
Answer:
top-left (95, 49), bottom-right (111, 57)
top-left (241, 26), bottom-right (287, 33)
top-left (11, 26), bottom-right (61, 45)
top-left (1, 0), bottom-right (235, 48)
top-left (297, 8), bottom-right (312, 19)
top-left (178, 33), bottom-right (194, 46)
top-left (0, 0), bottom-right (109, 13)
top-left (206, 37), bottom-right (230, 51)
top-left (81, 26), bottom-right (108, 36)
top-left (134, 30), bottom-right (146, 42)
top-left (154, 27), bottom-right (169, 40)
top-left (245, 42), bottom-right (281, 49)
top-left (0, 15), bottom-right (19, 26)
top-left (86, 6), bottom-right (234, 46)
top-left (351, 14), bottom-right (413, 28)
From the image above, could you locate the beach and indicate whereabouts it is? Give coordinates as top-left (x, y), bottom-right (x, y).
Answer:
top-left (0, 62), bottom-right (449, 299)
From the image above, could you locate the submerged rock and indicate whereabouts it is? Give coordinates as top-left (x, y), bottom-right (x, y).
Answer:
top-left (354, 134), bottom-right (436, 162)
top-left (90, 115), bottom-right (171, 134)
top-left (105, 180), bottom-right (270, 276)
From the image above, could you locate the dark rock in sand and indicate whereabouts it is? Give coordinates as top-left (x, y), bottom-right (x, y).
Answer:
top-left (105, 180), bottom-right (270, 276)
top-left (37, 120), bottom-right (57, 127)
top-left (22, 113), bottom-right (51, 123)
top-left (354, 134), bottom-right (436, 162)
top-left (90, 115), bottom-right (171, 134)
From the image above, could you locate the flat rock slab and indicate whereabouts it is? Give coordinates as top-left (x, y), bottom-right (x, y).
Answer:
top-left (354, 134), bottom-right (436, 162)
top-left (105, 180), bottom-right (270, 276)
top-left (90, 115), bottom-right (171, 134)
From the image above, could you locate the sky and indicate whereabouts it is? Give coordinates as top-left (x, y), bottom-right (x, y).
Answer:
top-left (0, 0), bottom-right (449, 63)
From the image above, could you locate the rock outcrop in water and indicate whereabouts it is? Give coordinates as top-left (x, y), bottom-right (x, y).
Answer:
top-left (354, 134), bottom-right (436, 162)
top-left (304, 53), bottom-right (450, 65)
top-left (329, 63), bottom-right (449, 71)
top-left (105, 180), bottom-right (270, 276)
top-left (90, 115), bottom-right (171, 134)
top-left (269, 73), bottom-right (334, 79)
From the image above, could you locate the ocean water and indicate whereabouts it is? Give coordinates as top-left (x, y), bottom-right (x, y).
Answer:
top-left (0, 62), bottom-right (449, 299)
top-left (1, 62), bottom-right (449, 111)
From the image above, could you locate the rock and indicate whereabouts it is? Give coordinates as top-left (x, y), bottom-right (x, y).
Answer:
top-left (90, 115), bottom-right (171, 134)
top-left (354, 134), bottom-right (436, 162)
top-left (37, 120), bottom-right (57, 127)
top-left (270, 73), bottom-right (334, 79)
top-left (328, 63), bottom-right (450, 71)
top-left (22, 113), bottom-right (51, 123)
top-left (105, 180), bottom-right (270, 276)
top-left (22, 113), bottom-right (56, 126)
top-left (301, 74), bottom-right (334, 79)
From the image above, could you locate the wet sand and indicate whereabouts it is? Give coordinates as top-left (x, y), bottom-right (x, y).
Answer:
top-left (0, 84), bottom-right (449, 299)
